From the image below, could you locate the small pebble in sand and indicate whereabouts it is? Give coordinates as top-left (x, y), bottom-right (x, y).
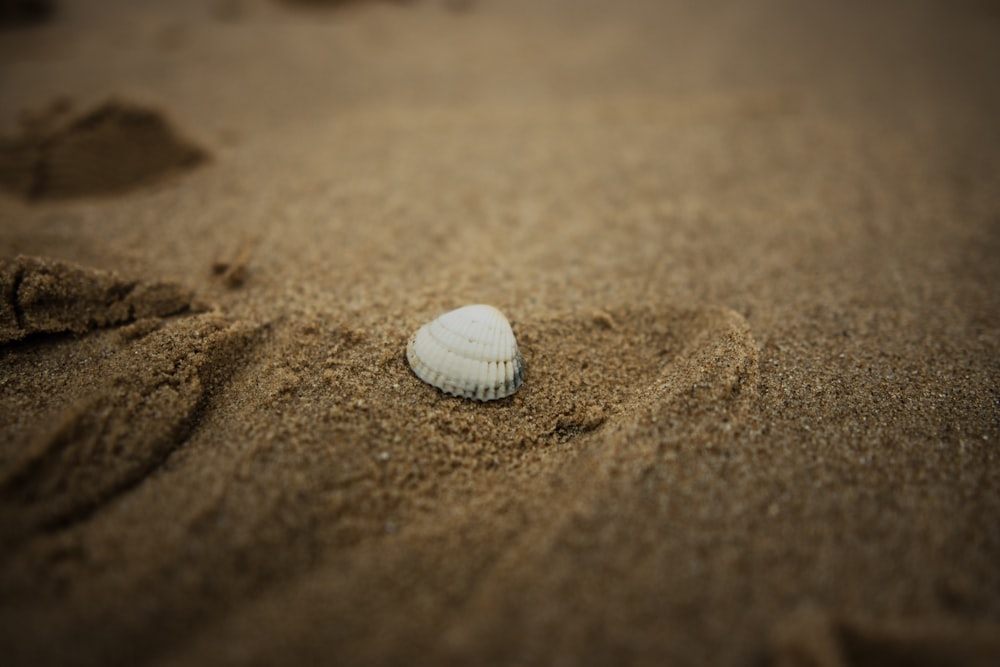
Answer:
top-left (406, 304), bottom-right (524, 401)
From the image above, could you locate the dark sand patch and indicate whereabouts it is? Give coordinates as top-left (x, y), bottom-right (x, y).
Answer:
top-left (0, 100), bottom-right (206, 201)
top-left (0, 313), bottom-right (257, 547)
top-left (211, 239), bottom-right (257, 290)
top-left (276, 0), bottom-right (414, 9)
top-left (0, 0), bottom-right (54, 27)
top-left (769, 607), bottom-right (1000, 667)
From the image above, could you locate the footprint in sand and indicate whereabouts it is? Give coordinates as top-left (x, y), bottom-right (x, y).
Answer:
top-left (0, 263), bottom-right (760, 664)
top-left (346, 304), bottom-right (760, 471)
top-left (268, 305), bottom-right (761, 665)
top-left (0, 98), bottom-right (207, 201)
top-left (127, 304), bottom-right (760, 667)
top-left (0, 256), bottom-right (257, 547)
top-left (0, 252), bottom-right (758, 538)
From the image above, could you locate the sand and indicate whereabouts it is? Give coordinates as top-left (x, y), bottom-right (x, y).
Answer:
top-left (1, 0), bottom-right (998, 665)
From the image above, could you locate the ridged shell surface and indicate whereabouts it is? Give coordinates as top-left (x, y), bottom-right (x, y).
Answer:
top-left (406, 304), bottom-right (524, 401)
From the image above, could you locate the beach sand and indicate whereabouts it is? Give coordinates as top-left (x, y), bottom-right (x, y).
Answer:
top-left (1, 1), bottom-right (998, 665)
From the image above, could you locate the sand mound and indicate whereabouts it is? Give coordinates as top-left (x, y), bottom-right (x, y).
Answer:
top-left (1, 255), bottom-right (193, 344)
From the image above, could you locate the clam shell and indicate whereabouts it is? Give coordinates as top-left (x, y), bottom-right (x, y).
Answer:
top-left (406, 304), bottom-right (525, 401)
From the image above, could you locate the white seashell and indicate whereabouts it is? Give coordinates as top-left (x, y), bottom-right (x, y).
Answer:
top-left (406, 304), bottom-right (525, 401)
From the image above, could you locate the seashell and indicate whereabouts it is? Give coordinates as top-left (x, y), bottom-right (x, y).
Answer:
top-left (406, 304), bottom-right (525, 401)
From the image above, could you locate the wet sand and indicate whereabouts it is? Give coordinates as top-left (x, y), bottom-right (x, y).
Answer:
top-left (1, 1), bottom-right (999, 665)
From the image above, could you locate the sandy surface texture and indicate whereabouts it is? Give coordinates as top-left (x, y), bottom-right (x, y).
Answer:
top-left (1, 1), bottom-right (998, 665)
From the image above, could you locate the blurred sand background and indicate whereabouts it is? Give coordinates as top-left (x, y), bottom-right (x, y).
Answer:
top-left (1, 0), bottom-right (999, 665)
